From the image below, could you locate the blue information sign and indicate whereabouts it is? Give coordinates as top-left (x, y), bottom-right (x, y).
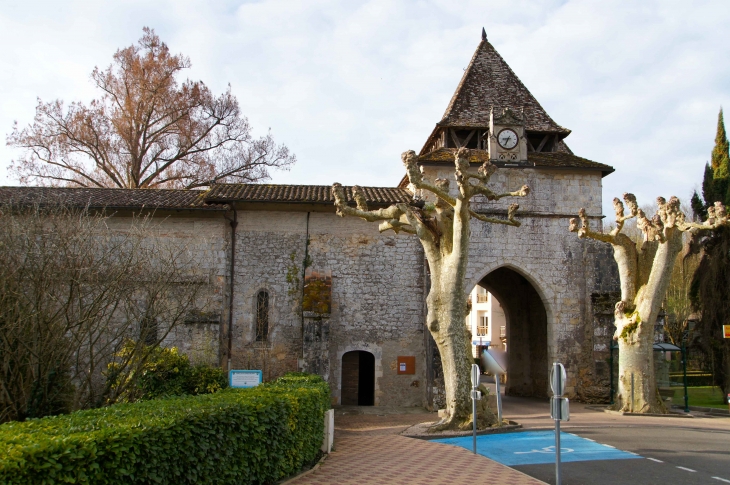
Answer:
top-left (229, 370), bottom-right (262, 388)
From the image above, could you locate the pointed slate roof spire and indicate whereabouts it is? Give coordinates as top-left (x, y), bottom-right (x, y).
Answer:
top-left (439, 38), bottom-right (570, 134)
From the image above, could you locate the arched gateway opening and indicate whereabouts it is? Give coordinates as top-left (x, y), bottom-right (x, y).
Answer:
top-left (476, 267), bottom-right (549, 398)
top-left (341, 351), bottom-right (375, 405)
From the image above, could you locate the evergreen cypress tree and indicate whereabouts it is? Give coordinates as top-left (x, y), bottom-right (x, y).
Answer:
top-left (691, 107), bottom-right (730, 402)
top-left (691, 190), bottom-right (706, 221)
top-left (701, 163), bottom-right (716, 214)
top-left (711, 109), bottom-right (730, 206)
top-left (695, 109), bottom-right (730, 220)
top-left (711, 108), bottom-right (729, 172)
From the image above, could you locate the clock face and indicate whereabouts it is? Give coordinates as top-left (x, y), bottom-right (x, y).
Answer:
top-left (497, 128), bottom-right (519, 150)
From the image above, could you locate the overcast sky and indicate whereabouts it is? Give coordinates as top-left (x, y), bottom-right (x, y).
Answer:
top-left (1, 0), bottom-right (729, 218)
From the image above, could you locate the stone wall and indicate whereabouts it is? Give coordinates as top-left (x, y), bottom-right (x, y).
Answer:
top-left (99, 163), bottom-right (620, 407)
top-left (106, 213), bottom-right (229, 366)
top-left (230, 210), bottom-right (427, 407)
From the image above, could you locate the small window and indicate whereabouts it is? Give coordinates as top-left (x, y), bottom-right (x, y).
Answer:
top-left (256, 290), bottom-right (269, 341)
top-left (477, 315), bottom-right (489, 336)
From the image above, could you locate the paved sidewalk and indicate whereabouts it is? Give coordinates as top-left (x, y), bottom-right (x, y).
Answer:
top-left (288, 408), bottom-right (546, 485)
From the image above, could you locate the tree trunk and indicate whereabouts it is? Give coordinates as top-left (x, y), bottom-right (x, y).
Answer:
top-left (427, 261), bottom-right (473, 428)
top-left (613, 229), bottom-right (683, 413)
top-left (615, 317), bottom-right (662, 413)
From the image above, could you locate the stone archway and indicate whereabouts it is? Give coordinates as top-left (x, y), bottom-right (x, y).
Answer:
top-left (341, 350), bottom-right (375, 405)
top-left (478, 267), bottom-right (549, 398)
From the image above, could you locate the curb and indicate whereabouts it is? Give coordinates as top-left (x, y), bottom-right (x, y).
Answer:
top-left (402, 421), bottom-right (522, 440)
top-left (603, 409), bottom-right (694, 418)
top-left (672, 405), bottom-right (730, 416)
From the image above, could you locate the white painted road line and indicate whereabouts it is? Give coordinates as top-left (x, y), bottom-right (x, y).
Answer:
top-left (677, 466), bottom-right (696, 472)
top-left (713, 477), bottom-right (730, 483)
top-left (646, 458), bottom-right (663, 463)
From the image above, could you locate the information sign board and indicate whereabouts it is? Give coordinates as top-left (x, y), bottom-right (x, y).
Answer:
top-left (229, 370), bottom-right (262, 388)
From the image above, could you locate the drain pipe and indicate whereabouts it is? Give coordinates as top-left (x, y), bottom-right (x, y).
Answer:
top-left (224, 204), bottom-right (238, 372)
top-left (300, 212), bottom-right (311, 369)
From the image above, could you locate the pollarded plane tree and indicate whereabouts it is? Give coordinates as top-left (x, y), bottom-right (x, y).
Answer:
top-left (333, 147), bottom-right (529, 429)
top-left (569, 195), bottom-right (728, 413)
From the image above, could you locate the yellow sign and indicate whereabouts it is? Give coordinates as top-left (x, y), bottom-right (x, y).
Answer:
top-left (724, 325), bottom-right (730, 339)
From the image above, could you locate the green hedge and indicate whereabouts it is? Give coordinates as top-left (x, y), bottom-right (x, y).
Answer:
top-left (0, 373), bottom-right (330, 484)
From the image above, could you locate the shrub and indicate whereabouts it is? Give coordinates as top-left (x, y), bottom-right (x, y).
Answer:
top-left (0, 205), bottom-right (207, 422)
top-left (108, 343), bottom-right (227, 402)
top-left (185, 363), bottom-right (228, 396)
top-left (0, 373), bottom-right (330, 484)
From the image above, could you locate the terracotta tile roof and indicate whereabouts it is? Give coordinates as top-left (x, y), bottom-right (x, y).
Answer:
top-left (440, 40), bottom-right (569, 134)
top-left (416, 148), bottom-right (612, 172)
top-left (0, 184), bottom-right (413, 210)
top-left (398, 148), bottom-right (614, 187)
top-left (529, 152), bottom-right (613, 173)
top-left (204, 184), bottom-right (411, 206)
top-left (0, 186), bottom-right (220, 210)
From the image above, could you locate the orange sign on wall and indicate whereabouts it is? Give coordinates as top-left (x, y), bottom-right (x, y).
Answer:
top-left (397, 356), bottom-right (416, 375)
top-left (724, 325), bottom-right (730, 339)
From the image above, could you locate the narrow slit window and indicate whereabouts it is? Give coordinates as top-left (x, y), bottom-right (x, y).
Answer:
top-left (256, 290), bottom-right (269, 341)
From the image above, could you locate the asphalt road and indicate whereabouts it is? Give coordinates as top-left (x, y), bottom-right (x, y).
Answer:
top-left (514, 424), bottom-right (730, 485)
top-left (497, 396), bottom-right (730, 485)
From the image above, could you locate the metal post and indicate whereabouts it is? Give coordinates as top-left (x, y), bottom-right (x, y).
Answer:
top-left (551, 362), bottom-right (566, 485)
top-left (470, 364), bottom-right (480, 455)
top-left (682, 342), bottom-right (689, 413)
top-left (472, 390), bottom-right (477, 454)
top-left (495, 375), bottom-right (503, 425)
top-left (630, 373), bottom-right (635, 413)
top-left (555, 418), bottom-right (561, 485)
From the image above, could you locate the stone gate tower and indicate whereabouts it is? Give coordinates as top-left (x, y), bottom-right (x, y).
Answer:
top-left (407, 29), bottom-right (619, 404)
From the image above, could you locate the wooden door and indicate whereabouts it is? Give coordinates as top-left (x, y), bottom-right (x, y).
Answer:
top-left (341, 351), bottom-right (359, 405)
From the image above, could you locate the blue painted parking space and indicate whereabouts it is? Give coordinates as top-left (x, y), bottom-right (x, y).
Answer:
top-left (433, 431), bottom-right (642, 466)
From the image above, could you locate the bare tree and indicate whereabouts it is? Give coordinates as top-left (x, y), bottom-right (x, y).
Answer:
top-left (569, 196), bottom-right (728, 413)
top-left (0, 204), bottom-right (209, 422)
top-left (7, 28), bottom-right (295, 189)
top-left (664, 251), bottom-right (698, 347)
top-left (333, 148), bottom-right (528, 429)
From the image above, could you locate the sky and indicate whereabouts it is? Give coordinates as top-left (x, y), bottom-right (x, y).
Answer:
top-left (1, 0), bottom-right (729, 219)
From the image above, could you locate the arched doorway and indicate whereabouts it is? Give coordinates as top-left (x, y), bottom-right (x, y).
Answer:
top-left (341, 351), bottom-right (375, 405)
top-left (478, 267), bottom-right (549, 398)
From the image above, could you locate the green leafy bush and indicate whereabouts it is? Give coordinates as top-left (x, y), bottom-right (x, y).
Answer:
top-left (0, 373), bottom-right (330, 484)
top-left (108, 343), bottom-right (227, 402)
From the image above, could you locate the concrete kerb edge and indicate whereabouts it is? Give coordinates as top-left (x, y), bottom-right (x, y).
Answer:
top-left (603, 409), bottom-right (695, 418)
top-left (401, 421), bottom-right (522, 440)
top-left (672, 405), bottom-right (730, 416)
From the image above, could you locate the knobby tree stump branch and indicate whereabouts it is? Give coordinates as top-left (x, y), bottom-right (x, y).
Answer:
top-left (569, 194), bottom-right (728, 413)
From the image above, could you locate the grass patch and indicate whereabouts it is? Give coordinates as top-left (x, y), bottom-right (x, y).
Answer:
top-left (673, 386), bottom-right (728, 409)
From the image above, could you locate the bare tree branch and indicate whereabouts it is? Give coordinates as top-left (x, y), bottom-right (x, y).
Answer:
top-left (7, 28), bottom-right (295, 189)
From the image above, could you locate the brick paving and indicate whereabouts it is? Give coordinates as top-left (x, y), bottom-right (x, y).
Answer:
top-left (288, 410), bottom-right (546, 485)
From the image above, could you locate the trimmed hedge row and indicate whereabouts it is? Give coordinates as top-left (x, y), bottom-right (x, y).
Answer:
top-left (0, 373), bottom-right (330, 484)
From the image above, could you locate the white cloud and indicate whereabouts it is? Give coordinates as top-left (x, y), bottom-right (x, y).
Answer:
top-left (1, 0), bottom-right (728, 218)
